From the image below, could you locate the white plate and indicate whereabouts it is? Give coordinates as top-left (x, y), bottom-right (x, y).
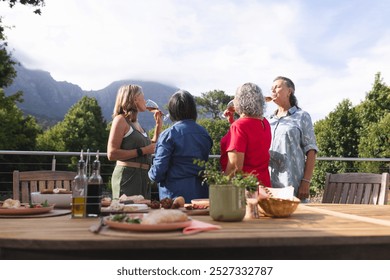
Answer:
top-left (0, 205), bottom-right (54, 215)
top-left (101, 204), bottom-right (150, 214)
top-left (265, 186), bottom-right (294, 200)
top-left (181, 208), bottom-right (209, 216)
top-left (105, 214), bottom-right (192, 232)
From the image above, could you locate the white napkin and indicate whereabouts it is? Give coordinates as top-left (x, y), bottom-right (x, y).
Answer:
top-left (266, 186), bottom-right (294, 200)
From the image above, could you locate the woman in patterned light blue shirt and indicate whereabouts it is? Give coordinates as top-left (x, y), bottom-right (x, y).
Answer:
top-left (267, 76), bottom-right (318, 201)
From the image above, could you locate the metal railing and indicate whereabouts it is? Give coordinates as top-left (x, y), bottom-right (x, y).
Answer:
top-left (1, 150), bottom-right (389, 169)
top-left (1, 150), bottom-right (389, 198)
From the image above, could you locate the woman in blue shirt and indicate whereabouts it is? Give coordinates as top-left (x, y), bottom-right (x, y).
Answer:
top-left (148, 90), bottom-right (213, 202)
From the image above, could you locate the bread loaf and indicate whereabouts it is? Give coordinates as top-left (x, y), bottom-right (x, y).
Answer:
top-left (41, 189), bottom-right (53, 194)
top-left (2, 198), bottom-right (21, 209)
top-left (173, 196), bottom-right (185, 208)
top-left (141, 209), bottom-right (188, 225)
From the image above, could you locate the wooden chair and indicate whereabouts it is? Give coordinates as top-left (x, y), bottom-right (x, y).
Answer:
top-left (13, 170), bottom-right (76, 203)
top-left (322, 172), bottom-right (389, 205)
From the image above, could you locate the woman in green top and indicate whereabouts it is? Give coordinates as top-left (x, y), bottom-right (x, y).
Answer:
top-left (107, 84), bottom-right (163, 199)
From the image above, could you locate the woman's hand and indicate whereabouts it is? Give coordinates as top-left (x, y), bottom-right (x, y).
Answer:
top-left (223, 109), bottom-right (235, 124)
top-left (143, 143), bottom-right (156, 155)
top-left (154, 110), bottom-right (163, 127)
top-left (298, 181), bottom-right (310, 200)
top-left (151, 111), bottom-right (163, 143)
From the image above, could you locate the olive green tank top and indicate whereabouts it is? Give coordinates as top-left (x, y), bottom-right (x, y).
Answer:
top-left (121, 120), bottom-right (152, 165)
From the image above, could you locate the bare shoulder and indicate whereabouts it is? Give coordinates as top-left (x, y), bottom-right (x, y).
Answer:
top-left (112, 115), bottom-right (128, 126)
top-left (110, 115), bottom-right (130, 135)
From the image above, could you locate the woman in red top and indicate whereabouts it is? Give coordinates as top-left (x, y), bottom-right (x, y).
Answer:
top-left (220, 82), bottom-right (271, 188)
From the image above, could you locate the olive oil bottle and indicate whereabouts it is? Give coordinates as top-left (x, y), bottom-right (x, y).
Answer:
top-left (71, 150), bottom-right (87, 218)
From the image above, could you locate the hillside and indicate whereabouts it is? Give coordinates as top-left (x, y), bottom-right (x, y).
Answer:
top-left (4, 64), bottom-right (178, 131)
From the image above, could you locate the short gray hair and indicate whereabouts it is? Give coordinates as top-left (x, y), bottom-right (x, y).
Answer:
top-left (234, 82), bottom-right (265, 117)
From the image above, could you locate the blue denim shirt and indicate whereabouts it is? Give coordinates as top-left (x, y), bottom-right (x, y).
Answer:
top-left (268, 106), bottom-right (318, 195)
top-left (148, 120), bottom-right (213, 203)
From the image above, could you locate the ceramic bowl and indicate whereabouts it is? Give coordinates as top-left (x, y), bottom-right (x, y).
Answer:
top-left (31, 192), bottom-right (72, 208)
top-left (258, 197), bottom-right (300, 218)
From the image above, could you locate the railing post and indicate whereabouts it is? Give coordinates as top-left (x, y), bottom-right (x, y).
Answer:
top-left (51, 155), bottom-right (56, 171)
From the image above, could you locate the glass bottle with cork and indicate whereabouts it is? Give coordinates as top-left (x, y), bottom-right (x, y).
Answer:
top-left (72, 150), bottom-right (87, 218)
top-left (86, 150), bottom-right (103, 217)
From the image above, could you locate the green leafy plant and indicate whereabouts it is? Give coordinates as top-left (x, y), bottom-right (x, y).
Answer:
top-left (194, 159), bottom-right (259, 192)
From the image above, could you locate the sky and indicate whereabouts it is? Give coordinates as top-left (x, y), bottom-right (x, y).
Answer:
top-left (1, 0), bottom-right (390, 122)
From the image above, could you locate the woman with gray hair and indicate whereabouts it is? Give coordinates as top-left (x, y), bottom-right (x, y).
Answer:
top-left (220, 82), bottom-right (271, 188)
top-left (267, 76), bottom-right (318, 201)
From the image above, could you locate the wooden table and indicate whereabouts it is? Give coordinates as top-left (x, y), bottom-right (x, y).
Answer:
top-left (1, 204), bottom-right (390, 260)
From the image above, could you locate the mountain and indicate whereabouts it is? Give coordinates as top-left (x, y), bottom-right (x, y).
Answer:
top-left (4, 64), bottom-right (178, 131)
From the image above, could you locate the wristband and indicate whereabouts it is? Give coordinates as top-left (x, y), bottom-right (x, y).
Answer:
top-left (301, 178), bottom-right (311, 183)
top-left (136, 148), bottom-right (143, 157)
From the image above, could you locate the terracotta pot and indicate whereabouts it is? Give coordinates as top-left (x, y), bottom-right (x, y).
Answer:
top-left (209, 184), bottom-right (246, 222)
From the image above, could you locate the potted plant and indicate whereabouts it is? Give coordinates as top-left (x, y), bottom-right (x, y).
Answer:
top-left (194, 159), bottom-right (259, 222)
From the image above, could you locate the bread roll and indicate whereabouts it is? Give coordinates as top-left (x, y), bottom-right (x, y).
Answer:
top-left (173, 196), bottom-right (185, 208)
top-left (58, 189), bottom-right (71, 194)
top-left (123, 204), bottom-right (148, 212)
top-left (119, 194), bottom-right (145, 202)
top-left (108, 200), bottom-right (123, 211)
top-left (51, 188), bottom-right (68, 194)
top-left (41, 189), bottom-right (53, 194)
top-left (2, 198), bottom-right (21, 209)
top-left (141, 209), bottom-right (188, 225)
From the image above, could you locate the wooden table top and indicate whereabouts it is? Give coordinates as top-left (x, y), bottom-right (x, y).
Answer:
top-left (1, 204), bottom-right (390, 260)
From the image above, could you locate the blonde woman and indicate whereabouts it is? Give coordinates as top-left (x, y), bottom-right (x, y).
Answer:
top-left (107, 84), bottom-right (162, 199)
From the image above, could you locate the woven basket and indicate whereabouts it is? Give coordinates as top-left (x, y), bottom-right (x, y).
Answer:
top-left (258, 197), bottom-right (300, 218)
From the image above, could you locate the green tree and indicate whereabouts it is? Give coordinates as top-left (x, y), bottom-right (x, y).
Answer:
top-left (358, 114), bottom-right (390, 173)
top-left (356, 73), bottom-right (390, 129)
top-left (37, 96), bottom-right (110, 179)
top-left (37, 96), bottom-right (108, 153)
top-left (0, 89), bottom-right (41, 150)
top-left (355, 73), bottom-right (390, 172)
top-left (0, 0), bottom-right (46, 151)
top-left (1, 0), bottom-right (52, 195)
top-left (312, 99), bottom-right (361, 193)
top-left (315, 99), bottom-right (360, 159)
top-left (36, 122), bottom-right (65, 151)
top-left (1, 1), bottom-right (45, 87)
top-left (0, 89), bottom-right (42, 196)
top-left (197, 118), bottom-right (230, 156)
top-left (1, 0), bottom-right (45, 14)
top-left (312, 73), bottom-right (390, 196)
top-left (195, 90), bottom-right (233, 120)
top-left (0, 18), bottom-right (16, 88)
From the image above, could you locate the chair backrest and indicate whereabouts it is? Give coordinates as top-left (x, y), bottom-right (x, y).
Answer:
top-left (13, 170), bottom-right (77, 203)
top-left (322, 172), bottom-right (389, 205)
